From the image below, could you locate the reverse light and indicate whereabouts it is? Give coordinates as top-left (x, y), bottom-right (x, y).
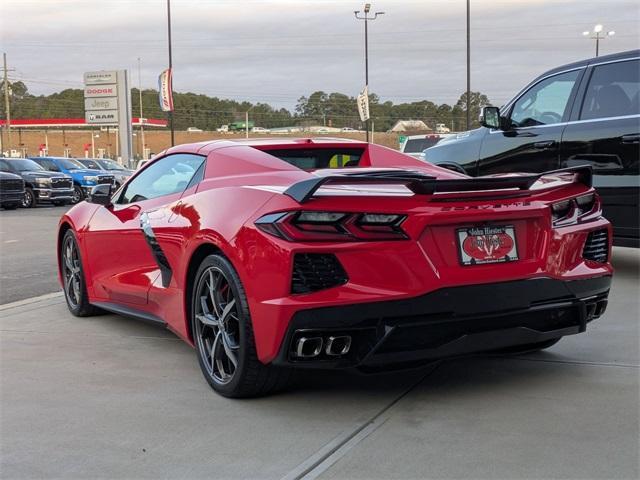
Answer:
top-left (255, 211), bottom-right (407, 241)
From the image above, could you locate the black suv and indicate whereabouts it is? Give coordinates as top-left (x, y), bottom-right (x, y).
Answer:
top-left (425, 50), bottom-right (639, 247)
top-left (0, 158), bottom-right (74, 207)
top-left (0, 171), bottom-right (25, 209)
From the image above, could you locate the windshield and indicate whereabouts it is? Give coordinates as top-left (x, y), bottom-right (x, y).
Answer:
top-left (9, 159), bottom-right (45, 171)
top-left (97, 159), bottom-right (124, 170)
top-left (58, 158), bottom-right (85, 170)
top-left (403, 138), bottom-right (442, 153)
top-left (78, 159), bottom-right (100, 169)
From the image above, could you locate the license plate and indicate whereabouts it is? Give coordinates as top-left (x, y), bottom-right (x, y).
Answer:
top-left (456, 225), bottom-right (519, 266)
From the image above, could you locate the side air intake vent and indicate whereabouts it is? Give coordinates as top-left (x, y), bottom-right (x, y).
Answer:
top-left (291, 253), bottom-right (348, 294)
top-left (583, 229), bottom-right (609, 263)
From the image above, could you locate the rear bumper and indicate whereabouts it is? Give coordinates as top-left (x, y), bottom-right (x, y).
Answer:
top-left (272, 276), bottom-right (611, 370)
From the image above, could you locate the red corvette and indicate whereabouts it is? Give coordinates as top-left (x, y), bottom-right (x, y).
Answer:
top-left (58, 138), bottom-right (613, 397)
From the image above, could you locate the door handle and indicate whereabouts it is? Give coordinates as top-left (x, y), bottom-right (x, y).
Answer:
top-left (533, 140), bottom-right (556, 149)
top-left (621, 134), bottom-right (640, 144)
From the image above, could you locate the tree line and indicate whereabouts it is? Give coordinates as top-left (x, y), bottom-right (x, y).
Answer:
top-left (1, 80), bottom-right (490, 132)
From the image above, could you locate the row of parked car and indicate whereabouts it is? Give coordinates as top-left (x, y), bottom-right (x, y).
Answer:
top-left (0, 156), bottom-right (133, 209)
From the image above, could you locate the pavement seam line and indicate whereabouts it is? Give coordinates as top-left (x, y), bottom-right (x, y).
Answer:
top-left (0, 291), bottom-right (63, 311)
top-left (281, 362), bottom-right (442, 480)
top-left (507, 356), bottom-right (639, 369)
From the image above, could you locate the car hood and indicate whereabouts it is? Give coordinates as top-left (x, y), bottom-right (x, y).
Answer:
top-left (20, 171), bottom-right (71, 180)
top-left (67, 169), bottom-right (114, 176)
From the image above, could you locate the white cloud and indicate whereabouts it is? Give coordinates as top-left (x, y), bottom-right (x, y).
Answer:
top-left (1, 0), bottom-right (639, 108)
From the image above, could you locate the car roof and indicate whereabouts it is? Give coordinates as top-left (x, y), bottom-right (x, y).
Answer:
top-left (535, 49), bottom-right (639, 79)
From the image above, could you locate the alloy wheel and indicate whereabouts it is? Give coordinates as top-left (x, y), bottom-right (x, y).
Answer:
top-left (62, 236), bottom-right (82, 309)
top-left (22, 190), bottom-right (33, 208)
top-left (72, 186), bottom-right (82, 204)
top-left (194, 266), bottom-right (241, 384)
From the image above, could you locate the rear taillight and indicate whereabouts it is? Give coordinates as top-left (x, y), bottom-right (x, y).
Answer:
top-left (255, 211), bottom-right (407, 241)
top-left (551, 193), bottom-right (601, 227)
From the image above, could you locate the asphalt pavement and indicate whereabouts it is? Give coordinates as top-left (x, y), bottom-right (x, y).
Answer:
top-left (0, 205), bottom-right (70, 304)
top-left (0, 205), bottom-right (638, 479)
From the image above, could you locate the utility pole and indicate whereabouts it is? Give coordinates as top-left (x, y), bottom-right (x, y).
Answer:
top-left (355, 4), bottom-right (384, 143)
top-left (3, 53), bottom-right (12, 153)
top-left (138, 57), bottom-right (146, 158)
top-left (466, 0), bottom-right (471, 131)
top-left (167, 0), bottom-right (175, 146)
top-left (245, 111), bottom-right (249, 139)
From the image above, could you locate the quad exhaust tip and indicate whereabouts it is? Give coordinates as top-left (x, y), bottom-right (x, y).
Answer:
top-left (325, 336), bottom-right (352, 356)
top-left (294, 334), bottom-right (352, 358)
top-left (295, 336), bottom-right (323, 358)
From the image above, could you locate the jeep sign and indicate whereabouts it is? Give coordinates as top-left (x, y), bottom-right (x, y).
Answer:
top-left (84, 97), bottom-right (118, 111)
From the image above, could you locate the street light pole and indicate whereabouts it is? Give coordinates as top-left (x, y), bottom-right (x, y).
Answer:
top-left (466, 0), bottom-right (471, 131)
top-left (167, 0), bottom-right (175, 146)
top-left (355, 4), bottom-right (384, 143)
top-left (138, 57), bottom-right (146, 159)
top-left (582, 24), bottom-right (615, 57)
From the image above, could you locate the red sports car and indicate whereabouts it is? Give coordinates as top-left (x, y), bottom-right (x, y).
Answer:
top-left (58, 138), bottom-right (613, 397)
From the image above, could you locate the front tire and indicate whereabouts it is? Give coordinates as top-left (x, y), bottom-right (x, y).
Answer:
top-left (61, 229), bottom-right (100, 317)
top-left (71, 185), bottom-right (84, 204)
top-left (192, 254), bottom-right (291, 398)
top-left (22, 187), bottom-right (36, 208)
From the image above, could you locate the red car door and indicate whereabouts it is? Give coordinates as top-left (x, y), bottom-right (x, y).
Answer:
top-left (83, 153), bottom-right (206, 307)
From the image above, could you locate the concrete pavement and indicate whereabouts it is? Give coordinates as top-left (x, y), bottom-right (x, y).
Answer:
top-left (0, 248), bottom-right (638, 479)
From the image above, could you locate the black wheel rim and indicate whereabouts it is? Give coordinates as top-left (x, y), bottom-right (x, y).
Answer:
top-left (62, 236), bottom-right (82, 309)
top-left (22, 190), bottom-right (32, 207)
top-left (72, 187), bottom-right (81, 204)
top-left (194, 266), bottom-right (241, 385)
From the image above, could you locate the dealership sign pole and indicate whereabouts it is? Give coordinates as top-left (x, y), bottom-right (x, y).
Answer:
top-left (83, 70), bottom-right (133, 167)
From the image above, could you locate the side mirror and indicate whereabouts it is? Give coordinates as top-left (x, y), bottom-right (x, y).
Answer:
top-left (88, 183), bottom-right (112, 206)
top-left (479, 106), bottom-right (502, 130)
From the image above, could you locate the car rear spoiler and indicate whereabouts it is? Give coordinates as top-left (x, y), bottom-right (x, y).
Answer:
top-left (283, 166), bottom-right (592, 203)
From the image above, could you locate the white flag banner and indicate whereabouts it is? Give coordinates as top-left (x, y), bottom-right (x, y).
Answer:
top-left (158, 68), bottom-right (174, 112)
top-left (357, 85), bottom-right (370, 122)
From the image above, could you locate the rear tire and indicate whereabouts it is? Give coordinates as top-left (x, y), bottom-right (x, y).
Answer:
top-left (192, 254), bottom-right (292, 398)
top-left (61, 229), bottom-right (101, 317)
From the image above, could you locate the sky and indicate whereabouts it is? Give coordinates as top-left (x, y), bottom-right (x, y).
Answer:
top-left (1, 0), bottom-right (639, 110)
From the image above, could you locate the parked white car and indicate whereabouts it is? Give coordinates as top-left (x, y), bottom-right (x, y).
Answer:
top-left (400, 134), bottom-right (453, 160)
top-left (187, 127), bottom-right (203, 132)
top-left (251, 127), bottom-right (270, 134)
top-left (216, 125), bottom-right (229, 133)
top-left (435, 123), bottom-right (451, 134)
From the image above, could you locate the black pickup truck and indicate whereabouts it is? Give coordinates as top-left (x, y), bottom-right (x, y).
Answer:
top-left (0, 158), bottom-right (74, 207)
top-left (0, 171), bottom-right (25, 209)
top-left (425, 50), bottom-right (639, 247)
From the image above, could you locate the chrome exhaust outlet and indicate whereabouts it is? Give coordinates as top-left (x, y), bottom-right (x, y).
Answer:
top-left (295, 337), bottom-right (323, 358)
top-left (325, 335), bottom-right (352, 356)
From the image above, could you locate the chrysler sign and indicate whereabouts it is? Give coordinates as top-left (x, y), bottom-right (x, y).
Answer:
top-left (84, 70), bottom-right (117, 85)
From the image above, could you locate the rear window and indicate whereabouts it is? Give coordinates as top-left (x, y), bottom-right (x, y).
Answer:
top-left (262, 148), bottom-right (364, 170)
top-left (403, 137), bottom-right (442, 153)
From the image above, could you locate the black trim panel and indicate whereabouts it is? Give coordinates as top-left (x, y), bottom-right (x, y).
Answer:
top-left (140, 212), bottom-right (173, 287)
top-left (92, 301), bottom-right (165, 326)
